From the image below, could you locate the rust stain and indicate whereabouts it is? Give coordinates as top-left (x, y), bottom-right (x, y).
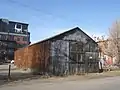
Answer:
top-left (14, 41), bottom-right (51, 71)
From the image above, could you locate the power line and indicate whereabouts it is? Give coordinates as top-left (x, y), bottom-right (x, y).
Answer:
top-left (6, 0), bottom-right (52, 15)
top-left (5, 0), bottom-right (73, 23)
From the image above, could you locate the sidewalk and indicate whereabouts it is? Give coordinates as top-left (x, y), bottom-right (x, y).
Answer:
top-left (0, 64), bottom-right (16, 71)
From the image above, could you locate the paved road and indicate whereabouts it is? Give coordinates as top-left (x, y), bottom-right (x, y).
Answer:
top-left (0, 64), bottom-right (18, 76)
top-left (0, 64), bottom-right (16, 70)
top-left (0, 76), bottom-right (120, 90)
top-left (0, 64), bottom-right (29, 81)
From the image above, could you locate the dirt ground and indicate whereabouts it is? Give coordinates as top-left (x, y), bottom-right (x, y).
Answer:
top-left (1, 70), bottom-right (120, 87)
top-left (1, 64), bottom-right (120, 87)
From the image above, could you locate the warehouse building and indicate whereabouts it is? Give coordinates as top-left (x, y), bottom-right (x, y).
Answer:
top-left (15, 27), bottom-right (99, 76)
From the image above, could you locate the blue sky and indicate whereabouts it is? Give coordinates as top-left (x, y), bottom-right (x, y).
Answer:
top-left (0, 0), bottom-right (120, 43)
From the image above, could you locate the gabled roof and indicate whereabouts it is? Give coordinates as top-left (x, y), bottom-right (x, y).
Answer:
top-left (30, 27), bottom-right (97, 47)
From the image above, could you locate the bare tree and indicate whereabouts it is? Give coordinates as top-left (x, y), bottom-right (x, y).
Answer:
top-left (107, 20), bottom-right (120, 64)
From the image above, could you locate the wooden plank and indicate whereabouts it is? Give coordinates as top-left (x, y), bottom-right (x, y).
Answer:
top-left (14, 41), bottom-right (51, 71)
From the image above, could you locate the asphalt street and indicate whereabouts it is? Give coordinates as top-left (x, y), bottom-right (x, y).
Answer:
top-left (0, 76), bottom-right (120, 90)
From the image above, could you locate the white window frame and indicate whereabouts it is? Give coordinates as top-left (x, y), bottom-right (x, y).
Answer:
top-left (15, 24), bottom-right (22, 33)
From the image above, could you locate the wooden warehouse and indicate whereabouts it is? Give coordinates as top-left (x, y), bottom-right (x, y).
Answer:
top-left (15, 27), bottom-right (99, 76)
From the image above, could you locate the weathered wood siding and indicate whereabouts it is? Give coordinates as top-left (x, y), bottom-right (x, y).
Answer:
top-left (14, 41), bottom-right (50, 71)
top-left (50, 29), bottom-right (99, 75)
top-left (15, 47), bottom-right (30, 68)
top-left (15, 28), bottom-right (99, 75)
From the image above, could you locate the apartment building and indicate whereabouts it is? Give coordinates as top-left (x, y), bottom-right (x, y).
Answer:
top-left (0, 18), bottom-right (30, 61)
